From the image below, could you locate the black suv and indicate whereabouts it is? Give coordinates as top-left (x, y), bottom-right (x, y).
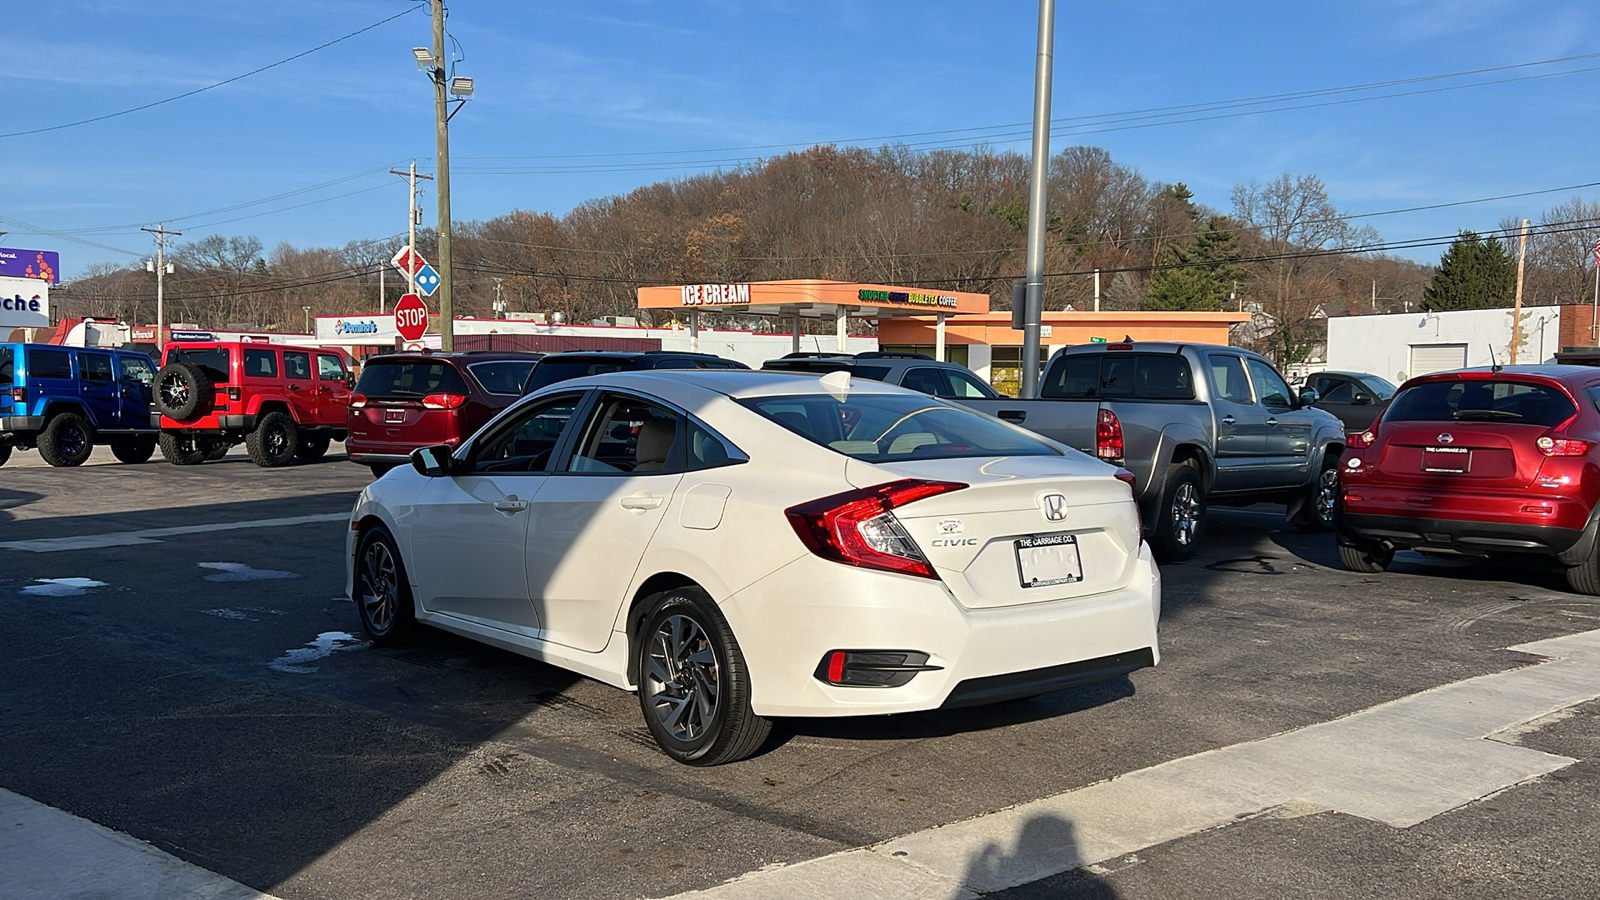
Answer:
top-left (761, 351), bottom-right (1000, 400)
top-left (520, 350), bottom-right (749, 395)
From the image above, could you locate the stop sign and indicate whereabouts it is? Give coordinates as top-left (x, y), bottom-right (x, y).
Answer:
top-left (394, 293), bottom-right (429, 342)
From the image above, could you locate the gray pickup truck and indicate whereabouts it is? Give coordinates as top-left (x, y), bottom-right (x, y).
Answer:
top-left (959, 342), bottom-right (1347, 561)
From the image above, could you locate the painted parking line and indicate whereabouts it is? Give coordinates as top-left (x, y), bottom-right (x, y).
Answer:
top-left (0, 789), bottom-right (281, 900)
top-left (658, 627), bottom-right (1600, 900)
top-left (0, 513), bottom-right (349, 553)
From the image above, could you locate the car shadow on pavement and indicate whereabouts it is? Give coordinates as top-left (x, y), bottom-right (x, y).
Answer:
top-left (0, 487), bottom-right (43, 525)
top-left (957, 812), bottom-right (1119, 899)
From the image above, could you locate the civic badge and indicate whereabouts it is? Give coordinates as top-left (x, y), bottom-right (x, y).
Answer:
top-left (1437, 432), bottom-right (1454, 444)
top-left (1040, 492), bottom-right (1068, 522)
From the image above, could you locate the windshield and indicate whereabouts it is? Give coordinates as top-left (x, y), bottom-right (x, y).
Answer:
top-left (1363, 375), bottom-right (1398, 400)
top-left (1385, 379), bottom-right (1576, 426)
top-left (738, 393), bottom-right (1062, 462)
top-left (355, 360), bottom-right (468, 398)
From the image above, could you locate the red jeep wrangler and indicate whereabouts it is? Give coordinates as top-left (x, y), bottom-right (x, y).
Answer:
top-left (153, 340), bottom-right (353, 467)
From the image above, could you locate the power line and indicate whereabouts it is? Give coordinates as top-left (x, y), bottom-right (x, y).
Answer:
top-left (0, 5), bottom-right (425, 140)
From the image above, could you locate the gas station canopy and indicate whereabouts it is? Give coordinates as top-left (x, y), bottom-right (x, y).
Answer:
top-left (636, 279), bottom-right (991, 355)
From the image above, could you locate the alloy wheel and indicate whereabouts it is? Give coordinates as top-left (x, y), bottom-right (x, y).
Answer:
top-left (1171, 481), bottom-right (1201, 546)
top-left (58, 423), bottom-right (87, 458)
top-left (359, 539), bottom-right (398, 633)
top-left (266, 423), bottom-right (289, 456)
top-left (1315, 468), bottom-right (1339, 526)
top-left (644, 614), bottom-right (721, 742)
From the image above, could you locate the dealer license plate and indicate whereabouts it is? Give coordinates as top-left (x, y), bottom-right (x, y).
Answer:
top-left (1015, 532), bottom-right (1083, 588)
top-left (1422, 446), bottom-right (1469, 473)
top-left (384, 409), bottom-right (406, 424)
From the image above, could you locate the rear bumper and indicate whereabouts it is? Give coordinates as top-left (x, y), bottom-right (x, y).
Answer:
top-left (159, 414), bottom-right (258, 432)
top-left (1340, 511), bottom-right (1586, 554)
top-left (0, 416), bottom-right (44, 433)
top-left (719, 542), bottom-right (1162, 717)
top-left (346, 450), bottom-right (411, 465)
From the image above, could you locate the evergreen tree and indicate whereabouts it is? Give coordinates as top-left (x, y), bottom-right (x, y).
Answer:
top-left (1423, 231), bottom-right (1517, 311)
top-left (1145, 216), bottom-right (1244, 311)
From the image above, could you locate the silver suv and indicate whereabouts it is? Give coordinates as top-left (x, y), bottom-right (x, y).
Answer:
top-left (760, 352), bottom-right (999, 400)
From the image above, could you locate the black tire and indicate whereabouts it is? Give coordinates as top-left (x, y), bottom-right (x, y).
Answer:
top-left (1565, 552), bottom-right (1600, 595)
top-left (158, 432), bottom-right (211, 466)
top-left (294, 435), bottom-right (331, 461)
top-left (37, 412), bottom-right (94, 467)
top-left (355, 526), bottom-right (416, 644)
top-left (245, 411), bottom-right (298, 467)
top-left (1294, 459), bottom-right (1341, 533)
top-left (0, 442), bottom-right (11, 467)
top-left (1338, 540), bottom-right (1394, 574)
top-left (636, 587), bottom-right (770, 766)
top-left (154, 362), bottom-right (212, 419)
top-left (109, 435), bottom-right (158, 464)
top-left (1152, 461), bottom-right (1206, 563)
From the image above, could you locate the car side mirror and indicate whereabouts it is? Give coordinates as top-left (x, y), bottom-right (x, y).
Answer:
top-left (345, 374), bottom-right (356, 388)
top-left (410, 444), bottom-right (455, 477)
top-left (1352, 391), bottom-right (1373, 405)
top-left (1298, 387), bottom-right (1320, 406)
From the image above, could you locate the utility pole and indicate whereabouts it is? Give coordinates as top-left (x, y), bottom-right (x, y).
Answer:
top-left (390, 161), bottom-right (433, 296)
top-left (1092, 268), bottom-right (1101, 312)
top-left (1512, 218), bottom-right (1529, 365)
top-left (1020, 0), bottom-right (1055, 398)
top-left (141, 224), bottom-right (180, 352)
top-left (429, 0), bottom-right (454, 350)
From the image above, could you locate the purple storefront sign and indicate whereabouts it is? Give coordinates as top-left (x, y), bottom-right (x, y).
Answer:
top-left (0, 248), bottom-right (59, 283)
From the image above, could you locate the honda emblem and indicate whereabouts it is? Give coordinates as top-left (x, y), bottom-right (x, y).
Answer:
top-left (1040, 492), bottom-right (1068, 522)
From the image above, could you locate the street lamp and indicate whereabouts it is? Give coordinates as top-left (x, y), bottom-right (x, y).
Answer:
top-left (302, 306), bottom-right (311, 334)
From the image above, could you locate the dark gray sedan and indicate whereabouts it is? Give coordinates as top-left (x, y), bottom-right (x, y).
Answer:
top-left (1306, 370), bottom-right (1397, 431)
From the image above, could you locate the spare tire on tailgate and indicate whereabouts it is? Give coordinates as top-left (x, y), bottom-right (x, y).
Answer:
top-left (154, 361), bottom-right (213, 419)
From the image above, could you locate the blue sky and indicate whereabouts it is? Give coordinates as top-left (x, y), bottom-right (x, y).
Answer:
top-left (4, 0), bottom-right (1598, 279)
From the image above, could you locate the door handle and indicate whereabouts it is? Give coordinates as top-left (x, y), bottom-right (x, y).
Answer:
top-left (492, 497), bottom-right (528, 514)
top-left (997, 410), bottom-right (1027, 423)
top-left (1221, 415), bottom-right (1236, 425)
top-left (620, 494), bottom-right (664, 510)
top-left (1266, 418), bottom-right (1279, 426)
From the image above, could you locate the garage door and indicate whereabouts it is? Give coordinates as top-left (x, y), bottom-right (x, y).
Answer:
top-left (1408, 343), bottom-right (1468, 377)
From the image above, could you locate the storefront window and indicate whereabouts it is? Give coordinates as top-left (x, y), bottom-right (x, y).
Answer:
top-left (987, 346), bottom-right (1051, 398)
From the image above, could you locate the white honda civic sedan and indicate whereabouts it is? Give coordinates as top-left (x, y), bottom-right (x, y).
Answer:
top-left (347, 370), bottom-right (1160, 765)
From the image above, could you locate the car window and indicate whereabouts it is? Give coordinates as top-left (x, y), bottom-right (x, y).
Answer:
top-left (740, 393), bottom-right (1062, 462)
top-left (1319, 381), bottom-right (1356, 404)
top-left (1245, 359), bottom-right (1293, 408)
top-left (849, 365), bottom-right (892, 382)
top-left (168, 347), bottom-right (230, 384)
top-left (356, 360), bottom-right (469, 398)
top-left (244, 348), bottom-right (278, 379)
top-left (650, 357), bottom-right (699, 369)
top-left (317, 354), bottom-right (348, 382)
top-left (567, 395), bottom-right (683, 474)
top-left (945, 370), bottom-right (998, 399)
top-left (29, 348), bottom-right (73, 379)
top-left (120, 355), bottom-right (154, 387)
top-left (688, 420), bottom-right (743, 469)
top-left (80, 352), bottom-right (114, 384)
top-left (466, 393), bottom-right (584, 474)
top-left (283, 351), bottom-right (311, 380)
top-left (0, 347), bottom-right (12, 384)
top-left (1041, 355), bottom-right (1100, 398)
top-left (1044, 354), bottom-right (1194, 400)
top-left (1208, 355), bottom-right (1251, 404)
top-left (466, 360), bottom-right (538, 395)
top-left (523, 358), bottom-right (629, 393)
top-left (1363, 375), bottom-right (1398, 400)
top-left (1390, 379), bottom-right (1576, 426)
top-left (899, 368), bottom-right (947, 396)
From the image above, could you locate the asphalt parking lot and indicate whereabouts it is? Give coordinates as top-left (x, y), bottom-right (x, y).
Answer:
top-left (4, 446), bottom-right (1600, 899)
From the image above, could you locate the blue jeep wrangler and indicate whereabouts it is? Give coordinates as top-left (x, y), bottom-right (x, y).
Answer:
top-left (0, 343), bottom-right (161, 467)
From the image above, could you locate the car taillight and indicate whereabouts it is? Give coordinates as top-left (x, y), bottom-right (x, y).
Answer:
top-left (349, 392), bottom-right (368, 410)
top-left (1346, 428), bottom-right (1377, 449)
top-left (786, 479), bottom-right (967, 580)
top-left (421, 393), bottom-right (467, 410)
top-left (1537, 435), bottom-right (1590, 457)
top-left (1114, 469), bottom-right (1141, 537)
top-left (8, 387), bottom-right (23, 402)
top-left (1096, 408), bottom-right (1124, 461)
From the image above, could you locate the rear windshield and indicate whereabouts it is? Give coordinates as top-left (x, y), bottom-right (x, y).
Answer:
top-left (1042, 353), bottom-right (1196, 400)
top-left (29, 348), bottom-right (73, 380)
top-left (1386, 379), bottom-right (1577, 427)
top-left (356, 360), bottom-right (469, 398)
top-left (467, 360), bottom-right (540, 395)
top-left (167, 347), bottom-right (230, 385)
top-left (523, 358), bottom-right (631, 393)
top-left (760, 359), bottom-right (892, 381)
top-left (738, 393), bottom-right (1061, 462)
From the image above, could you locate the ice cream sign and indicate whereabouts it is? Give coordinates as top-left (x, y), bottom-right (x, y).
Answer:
top-left (0, 248), bottom-right (59, 284)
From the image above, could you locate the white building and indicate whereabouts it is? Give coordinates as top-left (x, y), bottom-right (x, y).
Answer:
top-left (1326, 306), bottom-right (1562, 384)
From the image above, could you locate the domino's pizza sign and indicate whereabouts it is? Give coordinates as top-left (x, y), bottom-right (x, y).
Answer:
top-left (0, 276), bottom-right (49, 329)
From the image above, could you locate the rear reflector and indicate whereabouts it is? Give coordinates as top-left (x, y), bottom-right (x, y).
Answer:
top-left (8, 387), bottom-right (24, 402)
top-left (786, 479), bottom-right (967, 580)
top-left (815, 650), bottom-right (940, 687)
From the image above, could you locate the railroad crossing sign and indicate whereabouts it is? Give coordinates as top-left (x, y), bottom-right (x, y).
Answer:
top-left (413, 263), bottom-right (441, 297)
top-left (394, 293), bottom-right (428, 342)
top-left (390, 246), bottom-right (427, 276)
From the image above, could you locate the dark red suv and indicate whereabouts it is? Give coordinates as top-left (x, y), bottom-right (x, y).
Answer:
top-left (346, 351), bottom-right (543, 475)
top-left (1337, 365), bottom-right (1600, 593)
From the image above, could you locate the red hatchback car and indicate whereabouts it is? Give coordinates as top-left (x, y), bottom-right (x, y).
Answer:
top-left (1337, 365), bottom-right (1600, 593)
top-left (346, 351), bottom-right (542, 476)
